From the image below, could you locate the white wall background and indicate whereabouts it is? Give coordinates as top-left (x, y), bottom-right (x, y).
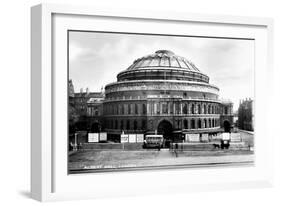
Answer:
top-left (0, 0), bottom-right (280, 205)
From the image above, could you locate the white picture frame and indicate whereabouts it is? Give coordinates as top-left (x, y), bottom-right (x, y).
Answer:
top-left (31, 3), bottom-right (274, 202)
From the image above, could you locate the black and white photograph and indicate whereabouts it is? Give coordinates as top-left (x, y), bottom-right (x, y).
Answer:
top-left (68, 31), bottom-right (254, 173)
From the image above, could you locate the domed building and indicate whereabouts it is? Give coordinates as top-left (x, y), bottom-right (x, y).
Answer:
top-left (100, 50), bottom-right (233, 143)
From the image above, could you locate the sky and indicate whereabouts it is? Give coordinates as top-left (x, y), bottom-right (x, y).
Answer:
top-left (69, 31), bottom-right (254, 111)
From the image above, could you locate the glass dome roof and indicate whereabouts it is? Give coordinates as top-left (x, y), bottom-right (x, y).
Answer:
top-left (117, 50), bottom-right (209, 83)
top-left (126, 50), bottom-right (201, 72)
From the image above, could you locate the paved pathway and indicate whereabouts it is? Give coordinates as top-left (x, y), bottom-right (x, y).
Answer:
top-left (69, 149), bottom-right (254, 172)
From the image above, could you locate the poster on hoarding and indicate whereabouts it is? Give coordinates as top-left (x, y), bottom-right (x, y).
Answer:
top-left (231, 133), bottom-right (241, 142)
top-left (88, 133), bottom-right (99, 143)
top-left (201, 133), bottom-right (209, 141)
top-left (222, 133), bottom-right (230, 140)
top-left (136, 134), bottom-right (144, 142)
top-left (99, 132), bottom-right (107, 141)
top-left (185, 134), bottom-right (189, 142)
top-left (129, 134), bottom-right (137, 143)
top-left (120, 134), bottom-right (129, 143)
top-left (187, 134), bottom-right (200, 142)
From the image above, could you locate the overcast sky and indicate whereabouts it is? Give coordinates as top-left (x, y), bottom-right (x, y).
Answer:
top-left (69, 31), bottom-right (254, 111)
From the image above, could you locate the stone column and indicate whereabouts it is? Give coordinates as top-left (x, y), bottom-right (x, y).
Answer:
top-left (168, 101), bottom-right (171, 114)
top-left (180, 102), bottom-right (183, 114)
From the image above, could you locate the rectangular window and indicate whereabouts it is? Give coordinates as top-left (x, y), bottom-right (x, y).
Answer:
top-left (162, 103), bottom-right (168, 114)
top-left (156, 103), bottom-right (160, 114)
top-left (175, 102), bottom-right (180, 114)
top-left (170, 102), bottom-right (173, 114)
top-left (151, 102), bottom-right (154, 114)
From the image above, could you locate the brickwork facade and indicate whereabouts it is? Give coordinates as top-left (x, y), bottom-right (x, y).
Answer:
top-left (69, 50), bottom-right (234, 142)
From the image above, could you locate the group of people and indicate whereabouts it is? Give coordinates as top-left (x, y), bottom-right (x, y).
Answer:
top-left (69, 142), bottom-right (83, 151)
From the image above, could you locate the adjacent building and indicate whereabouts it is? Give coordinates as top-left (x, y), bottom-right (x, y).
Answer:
top-left (237, 98), bottom-right (254, 131)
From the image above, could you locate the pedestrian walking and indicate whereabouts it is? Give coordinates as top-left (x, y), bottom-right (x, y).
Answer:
top-left (175, 143), bottom-right (178, 157)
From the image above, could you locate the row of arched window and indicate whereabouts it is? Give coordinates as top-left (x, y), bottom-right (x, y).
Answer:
top-left (105, 119), bottom-right (147, 130)
top-left (104, 103), bottom-right (146, 115)
top-left (182, 103), bottom-right (219, 115)
top-left (104, 102), bottom-right (220, 116)
top-left (105, 118), bottom-right (219, 131)
top-left (183, 118), bottom-right (219, 129)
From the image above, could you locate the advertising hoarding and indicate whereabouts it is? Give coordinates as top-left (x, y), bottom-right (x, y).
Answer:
top-left (99, 132), bottom-right (107, 141)
top-left (88, 133), bottom-right (99, 143)
top-left (136, 134), bottom-right (144, 142)
top-left (129, 134), bottom-right (137, 143)
top-left (121, 134), bottom-right (129, 143)
top-left (187, 134), bottom-right (200, 142)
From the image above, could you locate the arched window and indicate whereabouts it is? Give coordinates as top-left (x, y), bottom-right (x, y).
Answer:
top-left (156, 103), bottom-right (160, 114)
top-left (204, 104), bottom-right (207, 114)
top-left (191, 119), bottom-right (195, 129)
top-left (212, 119), bottom-right (215, 127)
top-left (135, 104), bottom-right (138, 114)
top-left (128, 104), bottom-right (131, 114)
top-left (183, 103), bottom-right (188, 114)
top-left (198, 119), bottom-right (202, 128)
top-left (113, 105), bottom-right (116, 114)
top-left (209, 119), bottom-right (212, 128)
top-left (141, 120), bottom-right (146, 130)
top-left (120, 120), bottom-right (123, 130)
top-left (208, 105), bottom-right (211, 114)
top-left (198, 104), bottom-right (201, 114)
top-left (184, 119), bottom-right (188, 129)
top-left (178, 119), bottom-right (181, 129)
top-left (115, 120), bottom-right (118, 129)
top-left (116, 104), bottom-right (119, 115)
top-left (126, 120), bottom-right (130, 130)
top-left (204, 119), bottom-right (207, 128)
top-left (175, 102), bottom-right (180, 114)
top-left (134, 120), bottom-right (138, 130)
top-left (142, 104), bottom-right (146, 114)
top-left (121, 104), bottom-right (124, 114)
top-left (191, 104), bottom-right (195, 114)
top-left (162, 102), bottom-right (168, 114)
top-left (151, 102), bottom-right (154, 114)
top-left (169, 102), bottom-right (173, 114)
top-left (224, 107), bottom-right (228, 114)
